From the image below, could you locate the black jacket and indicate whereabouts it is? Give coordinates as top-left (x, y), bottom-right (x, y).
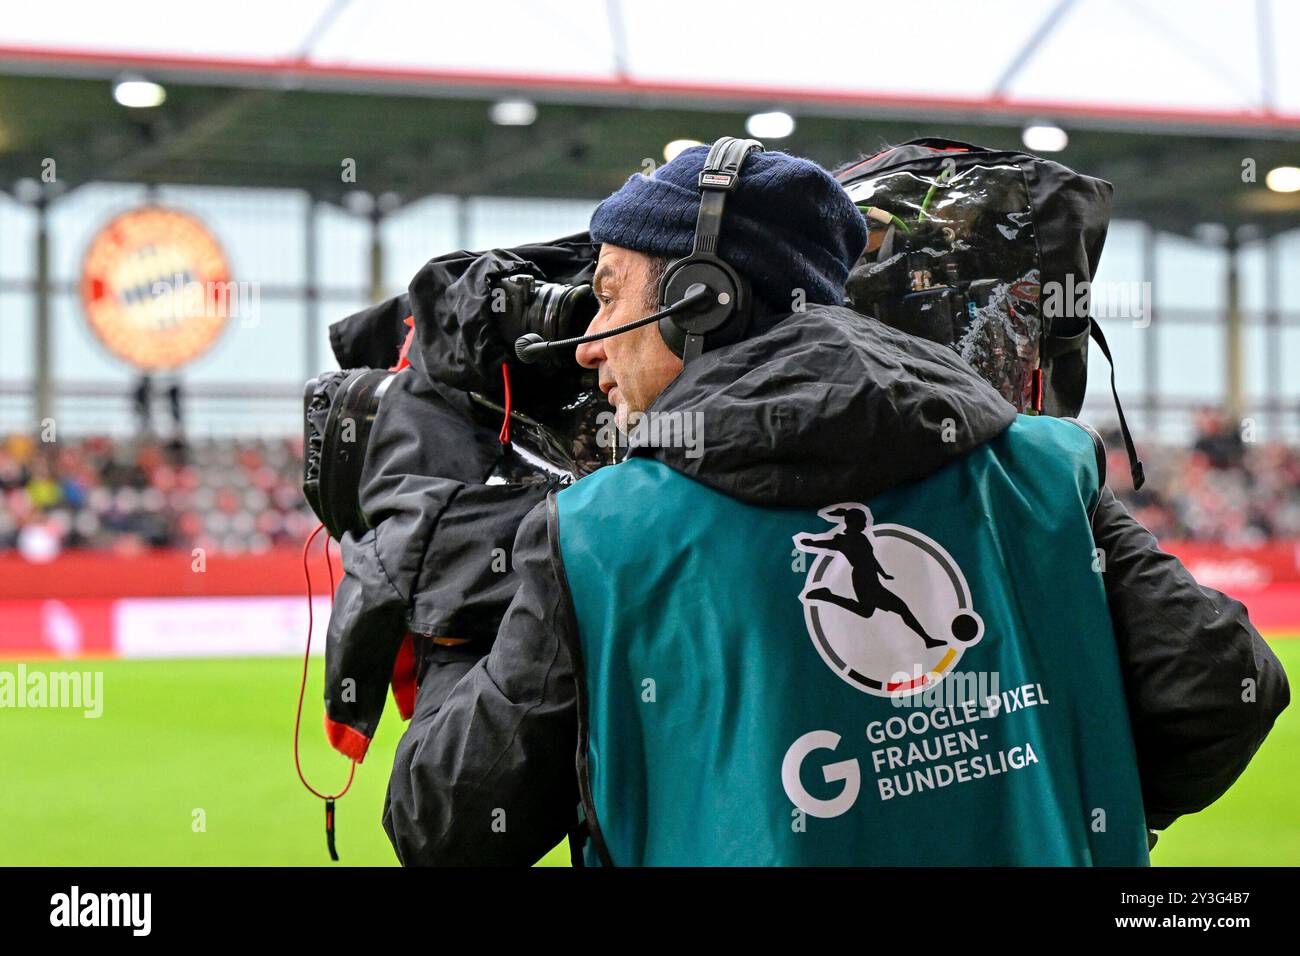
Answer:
top-left (382, 304), bottom-right (1289, 864)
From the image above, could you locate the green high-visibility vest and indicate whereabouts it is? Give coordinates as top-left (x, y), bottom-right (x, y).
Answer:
top-left (557, 415), bottom-right (1149, 866)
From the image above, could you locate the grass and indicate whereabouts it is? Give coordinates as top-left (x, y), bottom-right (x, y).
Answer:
top-left (0, 642), bottom-right (1294, 866)
top-left (1144, 635), bottom-right (1299, 866)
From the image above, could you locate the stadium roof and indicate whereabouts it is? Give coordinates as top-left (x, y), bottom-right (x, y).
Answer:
top-left (1, 0), bottom-right (1298, 235)
top-left (4, 0), bottom-right (1300, 127)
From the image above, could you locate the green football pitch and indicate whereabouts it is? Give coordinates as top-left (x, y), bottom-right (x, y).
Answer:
top-left (1, 641), bottom-right (1295, 867)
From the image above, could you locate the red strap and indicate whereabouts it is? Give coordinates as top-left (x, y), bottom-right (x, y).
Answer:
top-left (392, 315), bottom-right (415, 372)
top-left (499, 363), bottom-right (513, 446)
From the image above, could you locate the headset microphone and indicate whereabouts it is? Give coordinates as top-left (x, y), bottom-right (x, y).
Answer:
top-left (514, 283), bottom-right (712, 363)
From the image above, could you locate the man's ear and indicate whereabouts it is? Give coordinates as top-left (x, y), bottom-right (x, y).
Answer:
top-left (642, 254), bottom-right (671, 312)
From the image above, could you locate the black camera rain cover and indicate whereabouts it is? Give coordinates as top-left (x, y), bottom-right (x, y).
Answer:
top-left (835, 138), bottom-right (1113, 417)
top-left (314, 235), bottom-right (607, 760)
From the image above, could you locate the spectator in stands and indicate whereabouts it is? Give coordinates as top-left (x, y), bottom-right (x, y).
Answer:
top-left (1193, 406), bottom-right (1246, 470)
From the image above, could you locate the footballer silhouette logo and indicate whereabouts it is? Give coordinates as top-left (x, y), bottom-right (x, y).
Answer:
top-left (793, 504), bottom-right (984, 697)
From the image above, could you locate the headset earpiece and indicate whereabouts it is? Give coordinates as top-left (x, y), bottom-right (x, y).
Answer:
top-left (656, 255), bottom-right (746, 362)
top-left (657, 136), bottom-right (763, 363)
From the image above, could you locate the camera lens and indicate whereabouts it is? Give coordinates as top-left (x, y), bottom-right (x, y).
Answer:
top-left (524, 281), bottom-right (597, 343)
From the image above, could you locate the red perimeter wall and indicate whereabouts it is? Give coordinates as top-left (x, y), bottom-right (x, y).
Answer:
top-left (0, 542), bottom-right (1294, 659)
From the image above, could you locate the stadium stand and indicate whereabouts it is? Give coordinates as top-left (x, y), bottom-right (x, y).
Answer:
top-left (0, 433), bottom-right (317, 557)
top-left (1101, 411), bottom-right (1300, 544)
top-left (1, 408), bottom-right (1297, 559)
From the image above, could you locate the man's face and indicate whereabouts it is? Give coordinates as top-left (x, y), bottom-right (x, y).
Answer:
top-left (576, 244), bottom-right (683, 433)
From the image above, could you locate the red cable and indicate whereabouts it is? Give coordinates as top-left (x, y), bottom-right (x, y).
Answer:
top-left (294, 523), bottom-right (355, 801)
top-left (498, 362), bottom-right (513, 446)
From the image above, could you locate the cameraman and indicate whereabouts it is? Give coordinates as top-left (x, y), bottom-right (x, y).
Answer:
top-left (383, 144), bottom-right (1288, 866)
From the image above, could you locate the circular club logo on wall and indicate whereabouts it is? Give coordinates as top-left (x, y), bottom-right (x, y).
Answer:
top-left (793, 503), bottom-right (985, 698)
top-left (80, 207), bottom-right (232, 370)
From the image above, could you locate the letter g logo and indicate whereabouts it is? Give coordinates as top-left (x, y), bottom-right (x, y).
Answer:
top-left (781, 730), bottom-right (861, 818)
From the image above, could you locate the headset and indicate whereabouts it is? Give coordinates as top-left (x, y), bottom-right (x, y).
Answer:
top-left (516, 136), bottom-right (764, 366)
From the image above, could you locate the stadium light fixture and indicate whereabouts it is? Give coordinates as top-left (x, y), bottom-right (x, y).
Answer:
top-left (664, 139), bottom-right (703, 162)
top-left (342, 190), bottom-right (375, 215)
top-left (12, 178), bottom-right (42, 203)
top-left (745, 111), bottom-right (795, 140)
top-left (490, 99), bottom-right (538, 126)
top-left (113, 75), bottom-right (167, 109)
top-left (1265, 166), bottom-right (1300, 193)
top-left (1022, 123), bottom-right (1068, 153)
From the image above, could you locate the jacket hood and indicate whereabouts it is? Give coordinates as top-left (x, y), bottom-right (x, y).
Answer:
top-left (635, 304), bottom-right (1018, 508)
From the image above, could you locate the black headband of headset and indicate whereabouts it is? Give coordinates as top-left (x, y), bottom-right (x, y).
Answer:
top-left (653, 136), bottom-right (766, 363)
top-left (692, 137), bottom-right (764, 258)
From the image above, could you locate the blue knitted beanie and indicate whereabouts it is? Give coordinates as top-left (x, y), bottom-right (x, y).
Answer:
top-left (589, 144), bottom-right (868, 311)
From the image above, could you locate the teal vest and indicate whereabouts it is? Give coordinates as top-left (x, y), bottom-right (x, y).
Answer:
top-left (556, 415), bottom-right (1149, 866)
